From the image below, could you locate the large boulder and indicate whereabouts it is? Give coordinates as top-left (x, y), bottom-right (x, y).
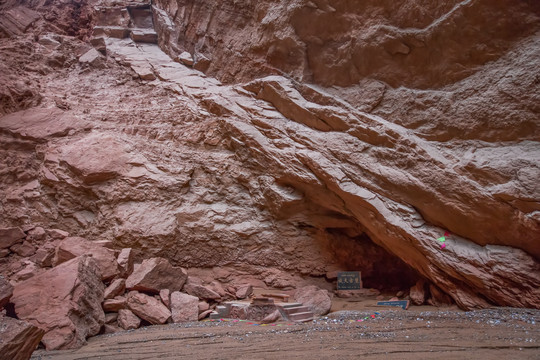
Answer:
top-left (125, 257), bottom-right (187, 293)
top-left (54, 237), bottom-right (120, 281)
top-left (0, 227), bottom-right (25, 249)
top-left (293, 285), bottom-right (332, 316)
top-left (170, 291), bottom-right (198, 323)
top-left (126, 292), bottom-right (171, 324)
top-left (0, 275), bottom-right (13, 309)
top-left (0, 315), bottom-right (45, 360)
top-left (11, 255), bottom-right (105, 350)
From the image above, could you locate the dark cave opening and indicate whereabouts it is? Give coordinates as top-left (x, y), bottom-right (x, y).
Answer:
top-left (325, 228), bottom-right (420, 292)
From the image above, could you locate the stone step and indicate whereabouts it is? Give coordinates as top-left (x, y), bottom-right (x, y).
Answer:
top-left (288, 312), bottom-right (314, 322)
top-left (282, 306), bottom-right (310, 315)
top-left (278, 302), bottom-right (302, 309)
top-left (208, 311), bottom-right (221, 320)
top-left (130, 29), bottom-right (157, 43)
top-left (93, 26), bottom-right (130, 39)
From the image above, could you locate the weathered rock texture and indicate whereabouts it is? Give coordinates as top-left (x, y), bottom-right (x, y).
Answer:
top-left (0, 0), bottom-right (538, 314)
top-left (11, 256), bottom-right (105, 350)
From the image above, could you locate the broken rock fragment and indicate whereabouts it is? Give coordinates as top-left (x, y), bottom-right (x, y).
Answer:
top-left (11, 255), bottom-right (105, 350)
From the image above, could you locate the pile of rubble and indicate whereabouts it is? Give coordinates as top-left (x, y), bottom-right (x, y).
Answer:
top-left (0, 226), bottom-right (333, 355)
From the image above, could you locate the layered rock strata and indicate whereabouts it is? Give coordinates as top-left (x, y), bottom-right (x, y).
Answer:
top-left (0, 0), bottom-right (538, 318)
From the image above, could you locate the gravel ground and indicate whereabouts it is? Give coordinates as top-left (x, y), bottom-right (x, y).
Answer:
top-left (31, 308), bottom-right (539, 360)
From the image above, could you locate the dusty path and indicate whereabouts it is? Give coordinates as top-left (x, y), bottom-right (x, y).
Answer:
top-left (32, 308), bottom-right (539, 360)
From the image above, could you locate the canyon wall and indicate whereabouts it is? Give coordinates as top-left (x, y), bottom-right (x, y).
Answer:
top-left (0, 0), bottom-right (539, 311)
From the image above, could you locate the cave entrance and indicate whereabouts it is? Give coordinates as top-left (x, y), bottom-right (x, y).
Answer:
top-left (325, 228), bottom-right (419, 292)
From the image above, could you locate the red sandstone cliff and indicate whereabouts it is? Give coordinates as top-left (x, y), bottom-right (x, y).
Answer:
top-left (0, 0), bottom-right (539, 312)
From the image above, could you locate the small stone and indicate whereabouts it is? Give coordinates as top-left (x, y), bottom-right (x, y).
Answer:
top-left (12, 262), bottom-right (40, 282)
top-left (102, 324), bottom-right (122, 334)
top-left (46, 229), bottom-right (69, 240)
top-left (79, 48), bottom-right (105, 68)
top-left (193, 53), bottom-right (210, 72)
top-left (103, 296), bottom-right (127, 312)
top-left (90, 36), bottom-right (106, 54)
top-left (117, 248), bottom-right (134, 277)
top-left (198, 309), bottom-right (213, 320)
top-left (0, 227), bottom-right (25, 249)
top-left (198, 301), bottom-right (210, 313)
top-left (10, 241), bottom-right (36, 257)
top-left (159, 289), bottom-right (170, 308)
top-left (105, 312), bottom-right (118, 324)
top-left (177, 51), bottom-right (194, 66)
top-left (27, 227), bottom-right (46, 242)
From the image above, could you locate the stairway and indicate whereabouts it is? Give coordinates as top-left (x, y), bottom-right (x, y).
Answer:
top-left (92, 0), bottom-right (158, 44)
top-left (279, 303), bottom-right (314, 323)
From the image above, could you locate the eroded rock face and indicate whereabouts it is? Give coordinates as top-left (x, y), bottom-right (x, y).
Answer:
top-left (0, 0), bottom-right (538, 313)
top-left (11, 256), bottom-right (105, 350)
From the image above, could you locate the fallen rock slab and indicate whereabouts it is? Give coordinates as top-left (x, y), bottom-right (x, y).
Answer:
top-left (126, 257), bottom-right (187, 293)
top-left (127, 292), bottom-right (171, 324)
top-left (0, 315), bottom-right (45, 360)
top-left (11, 255), bottom-right (105, 350)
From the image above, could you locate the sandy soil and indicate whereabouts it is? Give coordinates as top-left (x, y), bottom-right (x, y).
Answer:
top-left (31, 306), bottom-right (539, 360)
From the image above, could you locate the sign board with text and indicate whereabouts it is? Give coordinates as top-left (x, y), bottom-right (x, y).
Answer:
top-left (337, 271), bottom-right (362, 290)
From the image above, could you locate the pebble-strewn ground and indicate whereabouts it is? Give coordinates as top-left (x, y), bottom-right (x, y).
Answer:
top-left (32, 308), bottom-right (539, 360)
